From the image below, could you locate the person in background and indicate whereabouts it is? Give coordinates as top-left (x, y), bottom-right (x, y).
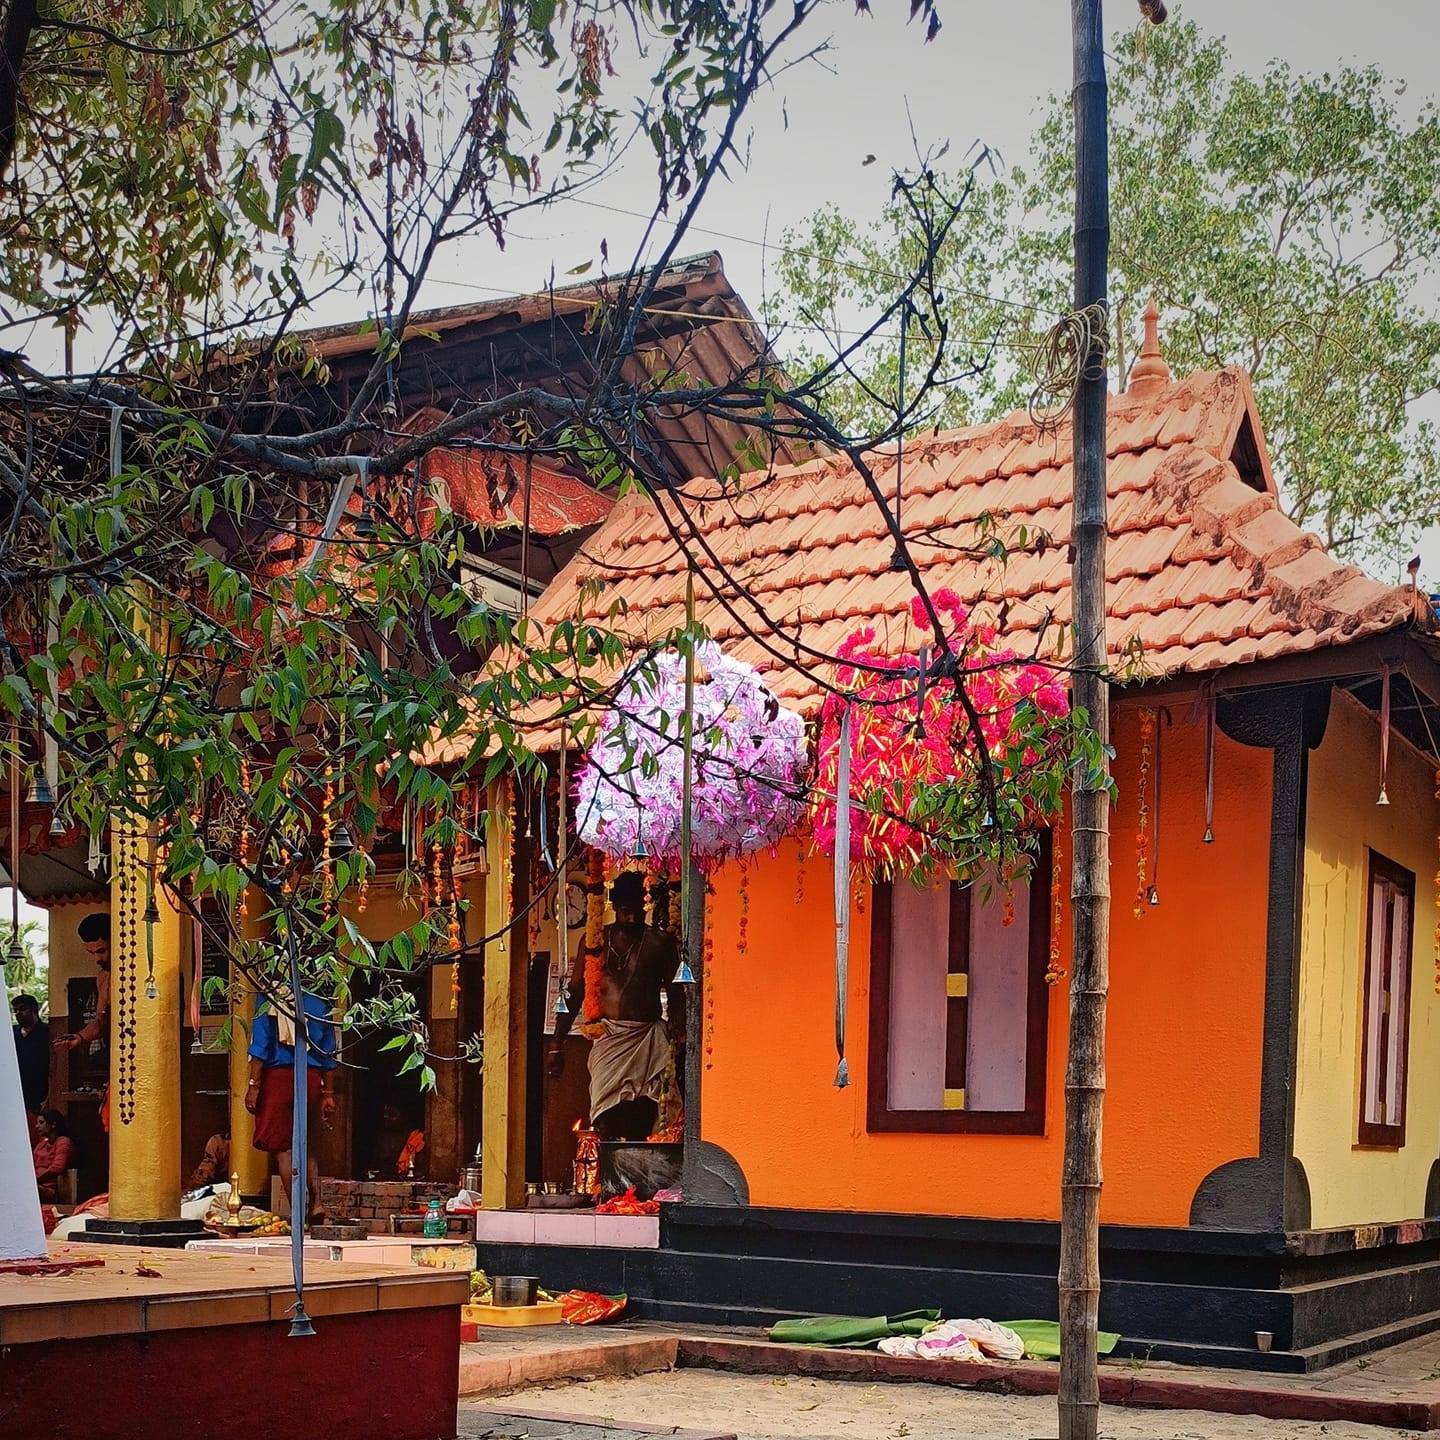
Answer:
top-left (32, 1109), bottom-right (74, 1202)
top-left (11, 992), bottom-right (49, 1126)
top-left (188, 1132), bottom-right (231, 1190)
top-left (369, 1101), bottom-right (414, 1177)
top-left (55, 912), bottom-right (112, 1129)
top-left (245, 987), bottom-right (336, 1225)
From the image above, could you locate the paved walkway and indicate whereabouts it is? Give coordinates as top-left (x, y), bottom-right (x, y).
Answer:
top-left (458, 1322), bottom-right (1440, 1431)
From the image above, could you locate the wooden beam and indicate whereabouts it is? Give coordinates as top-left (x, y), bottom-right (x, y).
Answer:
top-left (480, 780), bottom-right (526, 1210)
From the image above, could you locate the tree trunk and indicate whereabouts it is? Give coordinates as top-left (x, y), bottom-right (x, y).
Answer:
top-left (1060, 3), bottom-right (1111, 1439)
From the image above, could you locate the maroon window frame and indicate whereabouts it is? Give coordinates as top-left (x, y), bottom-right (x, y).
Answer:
top-left (867, 839), bottom-right (1051, 1136)
top-left (1358, 851), bottom-right (1415, 1149)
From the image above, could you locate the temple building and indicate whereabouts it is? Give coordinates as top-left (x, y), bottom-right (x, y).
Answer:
top-left (2, 254), bottom-right (797, 1221)
top-left (458, 311), bottom-right (1440, 1369)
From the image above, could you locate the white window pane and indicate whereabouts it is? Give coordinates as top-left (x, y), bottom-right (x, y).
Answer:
top-left (1363, 877), bottom-right (1387, 1126)
top-left (967, 878), bottom-right (1031, 1112)
top-left (1386, 891), bottom-right (1409, 1127)
top-left (888, 876), bottom-right (950, 1110)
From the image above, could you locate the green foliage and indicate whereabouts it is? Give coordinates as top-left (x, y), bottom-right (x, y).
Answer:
top-left (0, 0), bottom-right (813, 1076)
top-left (2, 918), bottom-right (48, 1013)
top-left (772, 17), bottom-right (1440, 563)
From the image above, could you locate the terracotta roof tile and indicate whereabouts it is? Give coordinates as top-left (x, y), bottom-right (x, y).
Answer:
top-left (426, 365), bottom-right (1432, 760)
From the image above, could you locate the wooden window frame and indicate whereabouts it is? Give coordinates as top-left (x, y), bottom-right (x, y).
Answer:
top-left (867, 838), bottom-right (1051, 1136)
top-left (1358, 850), bottom-right (1415, 1149)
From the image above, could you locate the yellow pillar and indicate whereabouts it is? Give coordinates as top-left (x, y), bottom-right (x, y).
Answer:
top-left (107, 817), bottom-right (182, 1220)
top-left (481, 780), bottom-right (526, 1211)
top-left (228, 892), bottom-right (270, 1196)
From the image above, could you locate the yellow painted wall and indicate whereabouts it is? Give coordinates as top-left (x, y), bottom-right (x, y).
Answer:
top-left (1296, 690), bottom-right (1440, 1228)
top-left (46, 902), bottom-right (109, 1016)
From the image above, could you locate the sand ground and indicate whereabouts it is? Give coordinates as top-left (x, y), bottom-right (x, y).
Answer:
top-left (462, 1366), bottom-right (1423, 1440)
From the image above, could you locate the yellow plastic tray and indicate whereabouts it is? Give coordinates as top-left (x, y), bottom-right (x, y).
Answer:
top-left (463, 1300), bottom-right (564, 1327)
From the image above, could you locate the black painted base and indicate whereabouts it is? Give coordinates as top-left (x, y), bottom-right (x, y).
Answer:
top-left (81, 1217), bottom-right (207, 1249)
top-left (474, 1204), bottom-right (1440, 1373)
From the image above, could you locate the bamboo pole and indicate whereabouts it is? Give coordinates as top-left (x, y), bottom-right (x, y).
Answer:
top-left (1060, 3), bottom-right (1112, 1438)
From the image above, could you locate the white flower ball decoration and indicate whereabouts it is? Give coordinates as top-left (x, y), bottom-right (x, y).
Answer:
top-left (574, 643), bottom-right (808, 866)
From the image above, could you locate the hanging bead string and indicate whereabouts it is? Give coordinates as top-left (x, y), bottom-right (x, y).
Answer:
top-left (115, 820), bottom-right (139, 1124)
top-left (1135, 707), bottom-right (1156, 918)
top-left (237, 758), bottom-right (252, 921)
top-left (795, 840), bottom-right (806, 906)
top-left (736, 867), bottom-right (750, 957)
top-left (1046, 829), bottom-right (1067, 986)
top-left (1001, 888), bottom-right (1016, 929)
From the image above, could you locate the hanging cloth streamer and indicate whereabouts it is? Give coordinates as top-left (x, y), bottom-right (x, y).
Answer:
top-left (676, 572), bottom-right (698, 987)
top-left (1202, 686), bottom-right (1216, 844)
top-left (555, 725), bottom-right (570, 1016)
top-left (108, 402), bottom-right (124, 480)
top-left (1378, 665), bottom-right (1392, 806)
top-left (833, 705), bottom-right (853, 1089)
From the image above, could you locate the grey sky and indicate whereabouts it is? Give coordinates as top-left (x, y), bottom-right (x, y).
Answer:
top-left (417, 0), bottom-right (1438, 316)
top-left (406, 0), bottom-right (1440, 576)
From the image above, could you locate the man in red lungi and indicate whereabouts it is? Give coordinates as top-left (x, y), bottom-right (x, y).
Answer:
top-left (244, 988), bottom-right (336, 1223)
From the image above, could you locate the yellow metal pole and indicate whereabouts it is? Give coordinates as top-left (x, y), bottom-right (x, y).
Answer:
top-left (107, 817), bottom-right (182, 1220)
top-left (228, 890), bottom-right (270, 1197)
top-left (480, 779), bottom-right (525, 1210)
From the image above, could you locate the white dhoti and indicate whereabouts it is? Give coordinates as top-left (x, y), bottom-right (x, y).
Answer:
top-left (588, 1018), bottom-right (671, 1122)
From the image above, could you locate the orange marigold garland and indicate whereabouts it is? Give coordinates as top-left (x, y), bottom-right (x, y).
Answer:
top-left (321, 765), bottom-right (336, 901)
top-left (1046, 829), bottom-right (1067, 985)
top-left (448, 851), bottom-right (463, 1015)
top-left (580, 848), bottom-right (606, 1036)
top-left (1135, 708), bottom-right (1156, 918)
top-left (1434, 768), bottom-right (1440, 995)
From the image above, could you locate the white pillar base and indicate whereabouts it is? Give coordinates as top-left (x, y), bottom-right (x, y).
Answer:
top-left (0, 957), bottom-right (46, 1259)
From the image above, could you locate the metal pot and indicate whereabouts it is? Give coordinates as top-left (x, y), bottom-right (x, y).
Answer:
top-left (492, 1275), bottom-right (539, 1307)
top-left (461, 1165), bottom-right (482, 1193)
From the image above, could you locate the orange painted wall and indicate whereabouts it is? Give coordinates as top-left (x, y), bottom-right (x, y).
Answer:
top-left (700, 700), bottom-right (1273, 1227)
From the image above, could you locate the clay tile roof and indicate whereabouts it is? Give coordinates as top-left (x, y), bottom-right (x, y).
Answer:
top-left (425, 365), bottom-right (1432, 763)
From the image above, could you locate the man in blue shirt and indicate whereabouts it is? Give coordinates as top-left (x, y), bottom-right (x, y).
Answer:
top-left (244, 989), bottom-right (337, 1223)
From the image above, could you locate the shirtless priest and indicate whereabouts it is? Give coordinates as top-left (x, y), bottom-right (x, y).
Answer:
top-left (547, 870), bottom-right (680, 1140)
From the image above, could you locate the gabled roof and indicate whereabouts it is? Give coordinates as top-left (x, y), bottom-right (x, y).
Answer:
top-left (425, 362), bottom-right (1431, 764)
top-left (271, 253), bottom-right (811, 485)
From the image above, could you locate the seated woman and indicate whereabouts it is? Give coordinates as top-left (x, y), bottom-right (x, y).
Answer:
top-left (32, 1109), bottom-right (74, 1202)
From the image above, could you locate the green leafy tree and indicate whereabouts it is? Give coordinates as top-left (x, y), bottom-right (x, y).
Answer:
top-left (772, 15), bottom-right (1440, 562)
top-left (1, 0), bottom-right (998, 1086)
top-left (2, 917), bottom-right (47, 1012)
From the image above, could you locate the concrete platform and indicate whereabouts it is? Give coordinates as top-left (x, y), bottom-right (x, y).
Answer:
top-left (460, 1320), bottom-right (681, 1395)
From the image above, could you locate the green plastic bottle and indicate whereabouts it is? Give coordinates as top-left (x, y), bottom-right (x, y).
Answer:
top-left (423, 1197), bottom-right (446, 1239)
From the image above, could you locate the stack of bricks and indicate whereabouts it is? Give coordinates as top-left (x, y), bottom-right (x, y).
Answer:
top-left (320, 1179), bottom-right (454, 1236)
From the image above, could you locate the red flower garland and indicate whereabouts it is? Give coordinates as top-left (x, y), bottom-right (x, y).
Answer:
top-left (811, 588), bottom-right (1070, 880)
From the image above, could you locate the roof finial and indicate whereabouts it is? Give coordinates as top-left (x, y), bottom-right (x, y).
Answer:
top-left (1127, 297), bottom-right (1171, 397)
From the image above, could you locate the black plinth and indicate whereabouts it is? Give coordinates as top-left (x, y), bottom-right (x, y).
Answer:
top-left (81, 1217), bottom-right (208, 1249)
